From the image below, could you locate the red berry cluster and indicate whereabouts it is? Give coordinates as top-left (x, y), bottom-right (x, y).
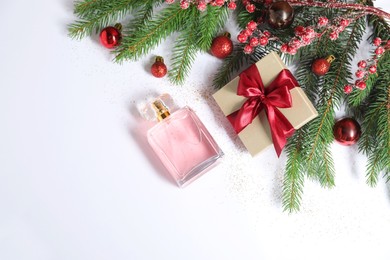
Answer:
top-left (237, 20), bottom-right (273, 54)
top-left (280, 25), bottom-right (317, 55)
top-left (165, 0), bottom-right (237, 11)
top-left (280, 16), bottom-right (352, 55)
top-left (343, 37), bottom-right (389, 94)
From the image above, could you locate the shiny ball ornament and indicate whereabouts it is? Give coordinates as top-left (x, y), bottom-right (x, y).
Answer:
top-left (333, 118), bottom-right (361, 146)
top-left (210, 33), bottom-right (233, 59)
top-left (151, 56), bottom-right (167, 78)
top-left (99, 24), bottom-right (122, 49)
top-left (311, 55), bottom-right (335, 76)
top-left (267, 1), bottom-right (295, 29)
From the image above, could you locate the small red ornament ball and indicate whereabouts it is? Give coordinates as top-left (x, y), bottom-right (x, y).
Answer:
top-left (151, 56), bottom-right (167, 78)
top-left (100, 25), bottom-right (122, 49)
top-left (311, 55), bottom-right (335, 76)
top-left (210, 33), bottom-right (233, 59)
top-left (333, 118), bottom-right (361, 146)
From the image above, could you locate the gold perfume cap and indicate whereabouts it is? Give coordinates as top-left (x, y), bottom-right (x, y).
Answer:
top-left (152, 99), bottom-right (171, 121)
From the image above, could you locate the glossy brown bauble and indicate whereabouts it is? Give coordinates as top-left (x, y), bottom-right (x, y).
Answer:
top-left (210, 34), bottom-right (233, 59)
top-left (333, 118), bottom-right (361, 146)
top-left (267, 1), bottom-right (295, 29)
top-left (151, 56), bottom-right (167, 78)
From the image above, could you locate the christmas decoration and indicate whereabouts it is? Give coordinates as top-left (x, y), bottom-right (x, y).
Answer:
top-left (210, 33), bottom-right (233, 59)
top-left (151, 56), bottom-right (168, 78)
top-left (69, 0), bottom-right (390, 212)
top-left (213, 52), bottom-right (317, 157)
top-left (99, 24), bottom-right (122, 49)
top-left (311, 56), bottom-right (335, 76)
top-left (333, 118), bottom-right (361, 146)
top-left (267, 1), bottom-right (295, 29)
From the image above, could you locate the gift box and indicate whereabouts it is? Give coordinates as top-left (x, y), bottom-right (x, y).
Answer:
top-left (213, 51), bottom-right (318, 157)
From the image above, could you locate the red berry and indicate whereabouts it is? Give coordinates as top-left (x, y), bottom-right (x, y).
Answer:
top-left (263, 30), bottom-right (271, 38)
top-left (373, 37), bottom-right (382, 46)
top-left (246, 4), bottom-right (255, 13)
top-left (287, 46), bottom-right (297, 55)
top-left (355, 70), bottom-right (365, 79)
top-left (249, 37), bottom-right (259, 47)
top-left (344, 85), bottom-right (353, 94)
top-left (244, 44), bottom-right (254, 54)
top-left (294, 26), bottom-right (305, 36)
top-left (237, 33), bottom-right (248, 43)
top-left (355, 81), bottom-right (367, 90)
top-left (357, 60), bottom-right (367, 69)
top-left (375, 46), bottom-right (385, 55)
top-left (368, 65), bottom-right (377, 74)
top-left (247, 21), bottom-right (258, 31)
top-left (259, 36), bottom-right (269, 46)
top-left (228, 2), bottom-right (237, 10)
top-left (242, 29), bottom-right (252, 37)
top-left (329, 31), bottom-right (339, 40)
top-left (318, 17), bottom-right (329, 27)
top-left (340, 19), bottom-right (350, 27)
top-left (280, 43), bottom-right (288, 53)
top-left (305, 27), bottom-right (316, 38)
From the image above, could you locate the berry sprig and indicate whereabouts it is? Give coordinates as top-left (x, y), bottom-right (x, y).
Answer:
top-left (343, 37), bottom-right (390, 94)
top-left (237, 20), bottom-right (276, 54)
top-left (280, 15), bottom-right (357, 55)
top-left (237, 14), bottom-right (356, 55)
top-left (165, 0), bottom-right (237, 11)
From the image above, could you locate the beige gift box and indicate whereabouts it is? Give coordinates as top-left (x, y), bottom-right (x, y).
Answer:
top-left (213, 52), bottom-right (318, 156)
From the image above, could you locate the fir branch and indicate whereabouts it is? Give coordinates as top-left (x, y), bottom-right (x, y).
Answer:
top-left (169, 7), bottom-right (200, 84)
top-left (283, 128), bottom-right (306, 213)
top-left (359, 52), bottom-right (390, 186)
top-left (125, 0), bottom-right (164, 32)
top-left (197, 5), bottom-right (229, 51)
top-left (236, 2), bottom-right (256, 28)
top-left (68, 0), bottom-right (140, 39)
top-left (114, 5), bottom-right (191, 62)
top-left (303, 17), bottom-right (366, 185)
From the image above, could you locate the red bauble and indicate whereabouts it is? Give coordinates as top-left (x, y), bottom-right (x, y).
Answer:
top-left (210, 33), bottom-right (233, 59)
top-left (333, 118), bottom-right (361, 146)
top-left (100, 25), bottom-right (122, 49)
top-left (151, 56), bottom-right (167, 78)
top-left (267, 1), bottom-right (295, 29)
top-left (311, 55), bottom-right (335, 76)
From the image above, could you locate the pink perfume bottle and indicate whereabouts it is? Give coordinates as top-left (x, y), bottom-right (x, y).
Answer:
top-left (140, 94), bottom-right (223, 187)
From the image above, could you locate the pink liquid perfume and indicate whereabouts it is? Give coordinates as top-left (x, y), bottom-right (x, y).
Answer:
top-left (140, 94), bottom-right (223, 187)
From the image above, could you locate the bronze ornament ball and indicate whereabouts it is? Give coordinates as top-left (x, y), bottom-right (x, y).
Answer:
top-left (267, 1), bottom-right (295, 29)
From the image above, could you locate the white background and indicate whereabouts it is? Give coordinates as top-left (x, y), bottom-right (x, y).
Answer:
top-left (1, 1), bottom-right (389, 259)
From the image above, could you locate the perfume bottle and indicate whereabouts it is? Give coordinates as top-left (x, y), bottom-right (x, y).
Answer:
top-left (140, 94), bottom-right (223, 187)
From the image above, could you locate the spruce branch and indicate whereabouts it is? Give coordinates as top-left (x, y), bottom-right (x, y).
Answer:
top-left (169, 7), bottom-right (200, 84)
top-left (114, 5), bottom-right (191, 62)
top-left (197, 5), bottom-right (229, 51)
top-left (303, 18), bottom-right (366, 186)
top-left (283, 128), bottom-right (306, 213)
top-left (68, 0), bottom-right (140, 39)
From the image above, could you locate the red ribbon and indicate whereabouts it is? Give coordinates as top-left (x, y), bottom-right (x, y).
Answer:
top-left (227, 65), bottom-right (298, 157)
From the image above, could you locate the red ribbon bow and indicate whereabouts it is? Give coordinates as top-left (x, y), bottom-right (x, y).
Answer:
top-left (227, 65), bottom-right (298, 157)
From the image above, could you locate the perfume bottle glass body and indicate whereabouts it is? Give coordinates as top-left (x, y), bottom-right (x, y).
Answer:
top-left (147, 107), bottom-right (223, 187)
